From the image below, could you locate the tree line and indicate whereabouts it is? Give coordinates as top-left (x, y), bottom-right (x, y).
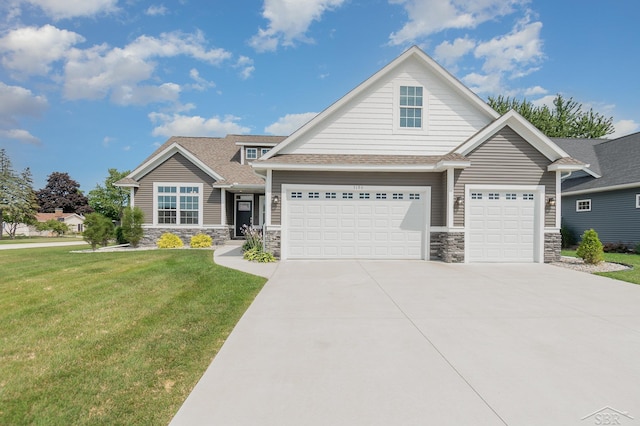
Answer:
top-left (1, 149), bottom-right (139, 244)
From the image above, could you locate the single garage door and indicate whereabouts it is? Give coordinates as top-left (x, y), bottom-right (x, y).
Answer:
top-left (283, 186), bottom-right (429, 259)
top-left (468, 190), bottom-right (537, 262)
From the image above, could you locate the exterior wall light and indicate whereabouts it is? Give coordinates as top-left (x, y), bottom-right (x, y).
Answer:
top-left (272, 195), bottom-right (279, 204)
top-left (546, 197), bottom-right (556, 206)
top-left (455, 196), bottom-right (464, 207)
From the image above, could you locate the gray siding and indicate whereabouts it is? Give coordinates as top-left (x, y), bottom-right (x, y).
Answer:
top-left (136, 153), bottom-right (221, 225)
top-left (562, 188), bottom-right (640, 245)
top-left (271, 171), bottom-right (445, 226)
top-left (453, 126), bottom-right (556, 227)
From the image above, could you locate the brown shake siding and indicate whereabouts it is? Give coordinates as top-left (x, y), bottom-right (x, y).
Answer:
top-left (271, 171), bottom-right (445, 226)
top-left (453, 126), bottom-right (556, 227)
top-left (136, 153), bottom-right (221, 225)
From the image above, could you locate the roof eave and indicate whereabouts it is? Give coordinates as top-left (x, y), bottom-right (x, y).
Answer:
top-left (252, 163), bottom-right (441, 172)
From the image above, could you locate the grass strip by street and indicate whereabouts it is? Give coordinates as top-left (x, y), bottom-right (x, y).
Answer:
top-left (0, 247), bottom-right (266, 425)
top-left (562, 250), bottom-right (640, 285)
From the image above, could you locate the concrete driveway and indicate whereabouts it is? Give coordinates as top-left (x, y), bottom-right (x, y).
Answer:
top-left (171, 260), bottom-right (640, 426)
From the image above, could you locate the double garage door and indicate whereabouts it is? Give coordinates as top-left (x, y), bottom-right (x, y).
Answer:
top-left (283, 186), bottom-right (429, 259)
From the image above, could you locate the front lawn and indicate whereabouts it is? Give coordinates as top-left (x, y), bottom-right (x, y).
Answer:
top-left (0, 236), bottom-right (85, 245)
top-left (562, 250), bottom-right (640, 285)
top-left (0, 247), bottom-right (266, 425)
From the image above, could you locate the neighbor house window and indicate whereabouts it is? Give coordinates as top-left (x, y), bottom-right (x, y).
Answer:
top-left (246, 148), bottom-right (258, 160)
top-left (576, 199), bottom-right (591, 212)
top-left (155, 184), bottom-right (202, 225)
top-left (399, 86), bottom-right (423, 128)
top-left (636, 194), bottom-right (640, 208)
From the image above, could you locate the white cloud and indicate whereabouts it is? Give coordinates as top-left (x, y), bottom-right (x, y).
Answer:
top-left (388, 0), bottom-right (526, 45)
top-left (523, 86), bottom-right (547, 97)
top-left (474, 18), bottom-right (543, 74)
top-left (0, 82), bottom-right (48, 118)
top-left (188, 68), bottom-right (216, 91)
top-left (63, 31), bottom-right (231, 104)
top-left (462, 72), bottom-right (504, 95)
top-left (0, 24), bottom-right (84, 77)
top-left (235, 56), bottom-right (255, 79)
top-left (610, 119), bottom-right (639, 139)
top-left (434, 37), bottom-right (476, 67)
top-left (145, 5), bottom-right (168, 16)
top-left (0, 128), bottom-right (40, 144)
top-left (21, 0), bottom-right (118, 19)
top-left (265, 112), bottom-right (317, 135)
top-left (148, 112), bottom-right (250, 137)
top-left (250, 0), bottom-right (346, 52)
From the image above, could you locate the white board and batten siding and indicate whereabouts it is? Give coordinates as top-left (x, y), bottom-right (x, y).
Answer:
top-left (281, 185), bottom-right (430, 260)
top-left (282, 56), bottom-right (492, 157)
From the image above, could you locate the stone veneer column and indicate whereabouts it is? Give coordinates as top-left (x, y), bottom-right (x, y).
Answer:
top-left (544, 232), bottom-right (562, 263)
top-left (264, 229), bottom-right (281, 258)
top-left (430, 232), bottom-right (465, 263)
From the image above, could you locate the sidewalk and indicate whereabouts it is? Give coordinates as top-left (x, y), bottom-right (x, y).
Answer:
top-left (0, 240), bottom-right (89, 250)
top-left (212, 242), bottom-right (280, 279)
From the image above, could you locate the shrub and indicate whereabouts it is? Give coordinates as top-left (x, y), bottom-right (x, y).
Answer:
top-left (560, 224), bottom-right (576, 249)
top-left (83, 213), bottom-right (114, 250)
top-left (636, 242), bottom-right (640, 254)
top-left (242, 247), bottom-right (276, 263)
top-left (241, 224), bottom-right (262, 251)
top-left (602, 241), bottom-right (630, 253)
top-left (115, 226), bottom-right (128, 245)
top-left (576, 229), bottom-right (604, 264)
top-left (157, 232), bottom-right (183, 249)
top-left (121, 207), bottom-right (144, 247)
top-left (36, 219), bottom-right (70, 236)
top-left (190, 233), bottom-right (212, 248)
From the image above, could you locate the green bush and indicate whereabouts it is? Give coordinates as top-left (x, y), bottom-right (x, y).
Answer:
top-left (576, 229), bottom-right (604, 264)
top-left (83, 213), bottom-right (115, 250)
top-left (35, 219), bottom-right (70, 236)
top-left (560, 224), bottom-right (576, 249)
top-left (190, 233), bottom-right (212, 248)
top-left (240, 224), bottom-right (262, 251)
top-left (636, 242), bottom-right (640, 254)
top-left (157, 233), bottom-right (183, 249)
top-left (115, 226), bottom-right (128, 245)
top-left (121, 207), bottom-right (144, 247)
top-left (242, 247), bottom-right (276, 263)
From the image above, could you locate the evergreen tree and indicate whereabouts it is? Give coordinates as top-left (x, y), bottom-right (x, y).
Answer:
top-left (0, 150), bottom-right (39, 239)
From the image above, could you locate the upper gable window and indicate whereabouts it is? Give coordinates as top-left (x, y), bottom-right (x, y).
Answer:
top-left (399, 86), bottom-right (423, 128)
top-left (260, 148), bottom-right (270, 156)
top-left (246, 148), bottom-right (258, 160)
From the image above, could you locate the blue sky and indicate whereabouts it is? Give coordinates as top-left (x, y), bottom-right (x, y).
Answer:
top-left (1, 0), bottom-right (639, 192)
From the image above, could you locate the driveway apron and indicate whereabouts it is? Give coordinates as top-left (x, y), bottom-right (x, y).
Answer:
top-left (171, 260), bottom-right (640, 426)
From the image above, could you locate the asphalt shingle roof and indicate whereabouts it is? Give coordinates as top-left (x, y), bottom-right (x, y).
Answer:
top-left (553, 132), bottom-right (640, 192)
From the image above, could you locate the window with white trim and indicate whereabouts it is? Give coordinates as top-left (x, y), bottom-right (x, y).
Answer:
top-left (636, 194), bottom-right (640, 208)
top-left (399, 86), bottom-right (423, 128)
top-left (308, 192), bottom-right (320, 199)
top-left (471, 192), bottom-right (483, 200)
top-left (409, 193), bottom-right (420, 200)
top-left (488, 193), bottom-right (499, 200)
top-left (523, 193), bottom-right (534, 200)
top-left (155, 184), bottom-right (201, 225)
top-left (359, 192), bottom-right (370, 199)
top-left (325, 192), bottom-right (336, 199)
top-left (342, 192), bottom-right (353, 199)
top-left (506, 193), bottom-right (517, 200)
top-left (392, 193), bottom-right (404, 200)
top-left (246, 148), bottom-right (258, 160)
top-left (260, 148), bottom-right (270, 156)
top-left (376, 193), bottom-right (387, 200)
top-left (291, 192), bottom-right (302, 199)
top-left (576, 199), bottom-right (591, 212)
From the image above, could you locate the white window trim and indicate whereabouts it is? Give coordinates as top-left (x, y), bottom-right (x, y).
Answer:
top-left (246, 148), bottom-right (258, 160)
top-left (152, 182), bottom-right (204, 226)
top-left (260, 148), bottom-right (270, 157)
top-left (393, 81), bottom-right (427, 134)
top-left (576, 199), bottom-right (591, 212)
top-left (636, 194), bottom-right (640, 209)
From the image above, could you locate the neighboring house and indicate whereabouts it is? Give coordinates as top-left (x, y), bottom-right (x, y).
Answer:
top-left (117, 46), bottom-right (585, 263)
top-left (36, 208), bottom-right (86, 234)
top-left (554, 133), bottom-right (640, 246)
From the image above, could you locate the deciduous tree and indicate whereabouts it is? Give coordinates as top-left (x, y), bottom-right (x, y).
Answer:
top-left (88, 169), bottom-right (130, 222)
top-left (36, 172), bottom-right (93, 215)
top-left (488, 94), bottom-right (614, 138)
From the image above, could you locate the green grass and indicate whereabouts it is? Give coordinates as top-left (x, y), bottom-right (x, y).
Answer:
top-left (0, 236), bottom-right (85, 245)
top-left (562, 249), bottom-right (640, 285)
top-left (0, 247), bottom-right (266, 425)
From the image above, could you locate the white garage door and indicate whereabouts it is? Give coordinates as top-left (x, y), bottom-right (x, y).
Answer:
top-left (283, 186), bottom-right (429, 259)
top-left (468, 191), bottom-right (537, 262)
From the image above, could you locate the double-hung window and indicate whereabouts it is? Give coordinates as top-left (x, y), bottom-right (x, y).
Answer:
top-left (399, 86), bottom-right (423, 128)
top-left (155, 184), bottom-right (202, 225)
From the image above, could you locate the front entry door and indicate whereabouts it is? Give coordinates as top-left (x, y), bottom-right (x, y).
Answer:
top-left (235, 199), bottom-right (253, 237)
